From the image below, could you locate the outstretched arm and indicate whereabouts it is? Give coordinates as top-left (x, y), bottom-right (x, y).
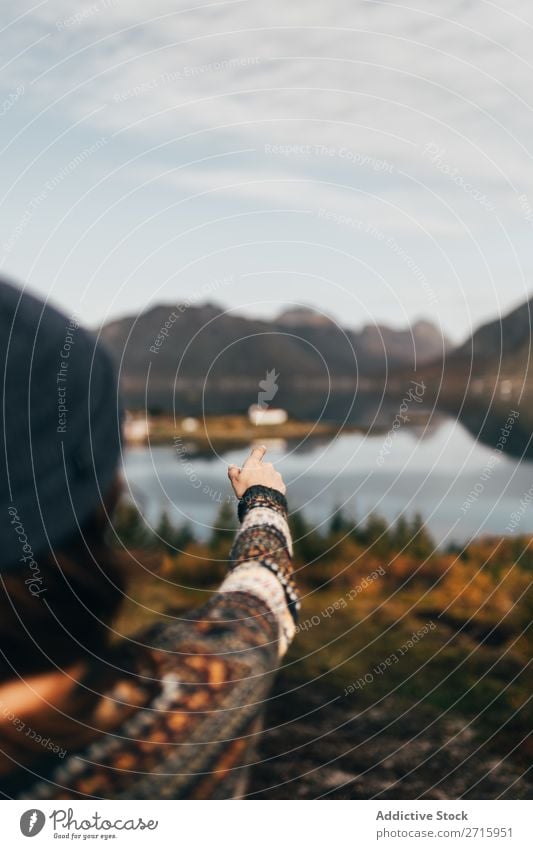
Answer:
top-left (15, 447), bottom-right (300, 801)
top-left (129, 446), bottom-right (300, 798)
top-left (222, 444), bottom-right (299, 656)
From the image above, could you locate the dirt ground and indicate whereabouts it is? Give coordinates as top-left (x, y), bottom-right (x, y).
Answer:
top-left (248, 675), bottom-right (531, 800)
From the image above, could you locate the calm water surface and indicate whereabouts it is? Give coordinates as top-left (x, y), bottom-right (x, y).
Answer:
top-left (123, 415), bottom-right (533, 546)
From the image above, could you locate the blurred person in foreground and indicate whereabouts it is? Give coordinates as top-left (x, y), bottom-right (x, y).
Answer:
top-left (0, 279), bottom-right (299, 799)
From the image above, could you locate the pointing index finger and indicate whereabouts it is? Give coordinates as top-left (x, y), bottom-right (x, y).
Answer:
top-left (243, 444), bottom-right (267, 468)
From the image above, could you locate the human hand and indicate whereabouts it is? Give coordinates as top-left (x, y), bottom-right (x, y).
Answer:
top-left (227, 445), bottom-right (286, 499)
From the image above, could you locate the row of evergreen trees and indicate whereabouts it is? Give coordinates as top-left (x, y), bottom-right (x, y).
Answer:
top-left (112, 499), bottom-right (436, 561)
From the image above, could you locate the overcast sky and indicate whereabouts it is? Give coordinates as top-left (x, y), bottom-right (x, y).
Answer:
top-left (1, 0), bottom-right (533, 342)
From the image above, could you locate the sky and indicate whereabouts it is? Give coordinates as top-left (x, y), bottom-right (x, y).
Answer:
top-left (1, 0), bottom-right (533, 342)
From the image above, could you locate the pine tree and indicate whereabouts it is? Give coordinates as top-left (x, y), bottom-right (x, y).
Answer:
top-left (393, 514), bottom-right (411, 551)
top-left (113, 502), bottom-right (154, 549)
top-left (291, 510), bottom-right (326, 562)
top-left (329, 505), bottom-right (351, 536)
top-left (408, 512), bottom-right (434, 559)
top-left (209, 501), bottom-right (237, 554)
top-left (174, 522), bottom-right (195, 552)
top-left (156, 511), bottom-right (179, 553)
top-left (361, 513), bottom-right (390, 556)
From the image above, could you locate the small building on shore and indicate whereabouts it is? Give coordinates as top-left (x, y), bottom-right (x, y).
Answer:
top-left (248, 405), bottom-right (288, 426)
top-left (123, 412), bottom-right (151, 445)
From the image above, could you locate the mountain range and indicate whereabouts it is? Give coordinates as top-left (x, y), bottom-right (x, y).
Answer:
top-left (100, 295), bottom-right (533, 416)
top-left (417, 294), bottom-right (533, 401)
top-left (451, 295), bottom-right (533, 377)
top-left (100, 304), bottom-right (450, 415)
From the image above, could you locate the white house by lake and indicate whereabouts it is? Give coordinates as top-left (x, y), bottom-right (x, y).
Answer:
top-left (248, 405), bottom-right (288, 426)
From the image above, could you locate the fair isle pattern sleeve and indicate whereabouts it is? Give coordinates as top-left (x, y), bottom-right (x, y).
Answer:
top-left (220, 485), bottom-right (300, 657)
top-left (4, 486), bottom-right (301, 801)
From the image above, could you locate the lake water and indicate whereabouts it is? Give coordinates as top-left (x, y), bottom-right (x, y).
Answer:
top-left (122, 414), bottom-right (533, 547)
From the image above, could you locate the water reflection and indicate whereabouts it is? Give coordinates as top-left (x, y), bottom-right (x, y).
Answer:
top-left (123, 408), bottom-right (533, 547)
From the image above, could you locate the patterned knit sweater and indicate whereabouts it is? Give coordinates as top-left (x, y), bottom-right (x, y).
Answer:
top-left (0, 486), bottom-right (299, 800)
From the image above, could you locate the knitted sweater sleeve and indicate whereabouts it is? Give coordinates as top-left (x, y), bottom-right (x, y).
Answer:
top-left (219, 484), bottom-right (300, 657)
top-left (15, 486), bottom-right (300, 801)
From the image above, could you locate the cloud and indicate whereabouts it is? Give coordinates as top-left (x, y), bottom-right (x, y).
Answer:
top-left (1, 0), bottom-right (532, 333)
top-left (4, 1), bottom-right (532, 181)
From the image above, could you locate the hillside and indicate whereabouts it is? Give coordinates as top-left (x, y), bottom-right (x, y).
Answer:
top-left (451, 295), bottom-right (533, 375)
top-left (393, 292), bottom-right (533, 423)
top-left (100, 303), bottom-right (448, 415)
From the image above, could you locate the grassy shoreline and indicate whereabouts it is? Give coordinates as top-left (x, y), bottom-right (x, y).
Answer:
top-left (127, 411), bottom-right (433, 448)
